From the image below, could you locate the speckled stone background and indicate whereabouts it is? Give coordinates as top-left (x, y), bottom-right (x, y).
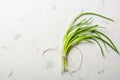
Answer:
top-left (0, 0), bottom-right (120, 80)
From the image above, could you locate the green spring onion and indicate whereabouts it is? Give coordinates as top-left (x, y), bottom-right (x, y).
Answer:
top-left (62, 12), bottom-right (119, 72)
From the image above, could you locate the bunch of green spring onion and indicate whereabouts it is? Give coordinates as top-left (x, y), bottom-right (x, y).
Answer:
top-left (62, 12), bottom-right (119, 72)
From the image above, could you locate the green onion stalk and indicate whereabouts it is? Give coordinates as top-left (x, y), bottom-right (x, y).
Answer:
top-left (62, 12), bottom-right (119, 72)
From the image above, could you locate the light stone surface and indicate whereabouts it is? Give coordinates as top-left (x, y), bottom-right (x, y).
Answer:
top-left (0, 0), bottom-right (120, 80)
